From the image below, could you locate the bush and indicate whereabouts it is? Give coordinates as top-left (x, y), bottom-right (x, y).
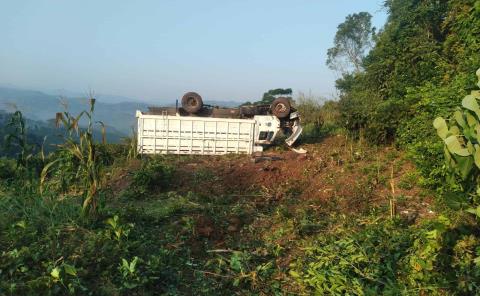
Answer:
top-left (289, 218), bottom-right (413, 294)
top-left (126, 157), bottom-right (175, 199)
top-left (432, 68), bottom-right (480, 212)
top-left (396, 78), bottom-right (469, 188)
top-left (295, 93), bottom-right (341, 141)
top-left (96, 143), bottom-right (127, 166)
top-left (289, 216), bottom-right (480, 295)
top-left (0, 158), bottom-right (16, 180)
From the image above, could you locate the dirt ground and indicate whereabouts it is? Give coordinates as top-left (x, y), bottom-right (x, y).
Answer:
top-left (171, 135), bottom-right (435, 223)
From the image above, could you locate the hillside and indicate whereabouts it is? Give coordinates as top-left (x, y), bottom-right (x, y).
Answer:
top-left (0, 87), bottom-right (149, 135)
top-left (1, 134), bottom-right (444, 295)
top-left (0, 110), bottom-right (125, 156)
top-left (0, 87), bottom-right (246, 136)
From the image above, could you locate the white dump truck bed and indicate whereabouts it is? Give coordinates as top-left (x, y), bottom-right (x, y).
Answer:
top-left (136, 111), bottom-right (259, 155)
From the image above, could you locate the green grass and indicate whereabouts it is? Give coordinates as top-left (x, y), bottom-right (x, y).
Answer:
top-left (1, 133), bottom-right (479, 295)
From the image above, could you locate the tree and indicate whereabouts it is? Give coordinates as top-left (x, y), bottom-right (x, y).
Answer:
top-left (326, 12), bottom-right (375, 74)
top-left (260, 88), bottom-right (292, 104)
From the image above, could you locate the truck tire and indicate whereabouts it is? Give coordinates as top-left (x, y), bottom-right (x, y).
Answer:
top-left (182, 92), bottom-right (203, 113)
top-left (271, 97), bottom-right (291, 118)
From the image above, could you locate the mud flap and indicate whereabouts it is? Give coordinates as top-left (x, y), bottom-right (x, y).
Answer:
top-left (285, 120), bottom-right (303, 147)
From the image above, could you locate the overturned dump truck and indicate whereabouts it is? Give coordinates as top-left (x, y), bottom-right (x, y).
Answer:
top-left (136, 92), bottom-right (303, 155)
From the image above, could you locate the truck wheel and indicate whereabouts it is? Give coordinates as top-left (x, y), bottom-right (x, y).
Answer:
top-left (182, 92), bottom-right (203, 113)
top-left (271, 97), bottom-right (291, 118)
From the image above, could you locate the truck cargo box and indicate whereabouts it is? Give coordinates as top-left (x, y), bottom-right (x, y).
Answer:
top-left (136, 111), bottom-right (258, 155)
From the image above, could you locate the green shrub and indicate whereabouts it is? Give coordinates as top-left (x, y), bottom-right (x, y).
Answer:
top-left (126, 157), bottom-right (174, 199)
top-left (289, 215), bottom-right (480, 295)
top-left (398, 171), bottom-right (419, 190)
top-left (432, 68), bottom-right (480, 212)
top-left (295, 93), bottom-right (341, 141)
top-left (96, 143), bottom-right (127, 166)
top-left (396, 77), bottom-right (470, 188)
top-left (289, 218), bottom-right (413, 295)
top-left (0, 158), bottom-right (16, 180)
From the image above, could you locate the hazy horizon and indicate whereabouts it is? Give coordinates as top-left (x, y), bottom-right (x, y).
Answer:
top-left (1, 1), bottom-right (387, 103)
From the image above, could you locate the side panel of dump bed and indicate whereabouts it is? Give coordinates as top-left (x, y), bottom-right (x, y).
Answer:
top-left (136, 111), bottom-right (257, 155)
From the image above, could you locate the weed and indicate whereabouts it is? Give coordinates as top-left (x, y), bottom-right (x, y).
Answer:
top-left (118, 256), bottom-right (145, 290)
top-left (105, 215), bottom-right (133, 242)
top-left (399, 171), bottom-right (419, 190)
top-left (124, 157), bottom-right (174, 199)
top-left (193, 167), bottom-right (218, 185)
top-left (125, 128), bottom-right (139, 161)
top-left (385, 149), bottom-right (399, 162)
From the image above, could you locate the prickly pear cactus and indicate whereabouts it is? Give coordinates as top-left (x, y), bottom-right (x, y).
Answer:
top-left (433, 68), bottom-right (480, 181)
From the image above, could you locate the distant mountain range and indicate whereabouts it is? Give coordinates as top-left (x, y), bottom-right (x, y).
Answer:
top-left (0, 87), bottom-right (149, 136)
top-left (0, 109), bottom-right (127, 157)
top-left (0, 87), bottom-right (245, 138)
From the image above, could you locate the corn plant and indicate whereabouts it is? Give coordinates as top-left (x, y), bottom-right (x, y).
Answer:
top-left (41, 98), bottom-right (106, 215)
top-left (126, 128), bottom-right (139, 160)
top-left (4, 111), bottom-right (33, 170)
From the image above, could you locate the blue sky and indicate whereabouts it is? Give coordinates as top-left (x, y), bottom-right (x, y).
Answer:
top-left (0, 0), bottom-right (387, 103)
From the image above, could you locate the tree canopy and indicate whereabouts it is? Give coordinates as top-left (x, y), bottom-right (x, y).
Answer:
top-left (326, 12), bottom-right (375, 74)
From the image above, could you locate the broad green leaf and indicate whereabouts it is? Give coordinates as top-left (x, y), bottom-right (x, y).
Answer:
top-left (444, 135), bottom-right (470, 156)
top-left (462, 94), bottom-right (480, 118)
top-left (475, 145), bottom-right (480, 168)
top-left (475, 256), bottom-right (480, 266)
top-left (449, 125), bottom-right (460, 136)
top-left (63, 264), bottom-right (77, 276)
top-left (466, 112), bottom-right (478, 127)
top-left (15, 220), bottom-right (26, 229)
top-left (477, 67), bottom-right (480, 88)
top-left (433, 117), bottom-right (448, 139)
top-left (471, 90), bottom-right (480, 99)
top-left (466, 206), bottom-right (480, 218)
top-left (467, 141), bottom-right (475, 154)
top-left (130, 257), bottom-right (138, 272)
top-left (475, 126), bottom-right (480, 142)
top-left (122, 258), bottom-right (129, 268)
top-left (444, 146), bottom-right (452, 163)
top-left (455, 155), bottom-right (474, 179)
top-left (454, 110), bottom-right (466, 128)
top-left (50, 267), bottom-right (60, 279)
top-left (464, 127), bottom-right (477, 142)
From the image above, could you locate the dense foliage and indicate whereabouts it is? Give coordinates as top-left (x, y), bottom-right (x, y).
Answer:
top-left (433, 69), bottom-right (480, 216)
top-left (337, 0), bottom-right (480, 186)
